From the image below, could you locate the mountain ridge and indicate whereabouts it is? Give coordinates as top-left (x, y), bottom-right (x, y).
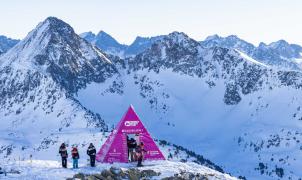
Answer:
top-left (79, 30), bottom-right (302, 72)
top-left (80, 31), bottom-right (164, 58)
top-left (201, 34), bottom-right (302, 70)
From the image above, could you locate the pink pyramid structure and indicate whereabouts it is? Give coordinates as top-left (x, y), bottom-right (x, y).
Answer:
top-left (96, 105), bottom-right (165, 163)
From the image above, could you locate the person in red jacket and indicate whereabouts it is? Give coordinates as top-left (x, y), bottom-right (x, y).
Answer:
top-left (71, 147), bottom-right (80, 169)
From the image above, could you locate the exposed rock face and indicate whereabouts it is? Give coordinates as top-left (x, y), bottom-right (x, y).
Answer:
top-left (69, 167), bottom-right (234, 180)
top-left (125, 32), bottom-right (302, 106)
top-left (70, 168), bottom-right (160, 180)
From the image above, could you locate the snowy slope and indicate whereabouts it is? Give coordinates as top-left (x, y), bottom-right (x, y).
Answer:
top-left (1, 160), bottom-right (237, 180)
top-left (0, 130), bottom-right (236, 179)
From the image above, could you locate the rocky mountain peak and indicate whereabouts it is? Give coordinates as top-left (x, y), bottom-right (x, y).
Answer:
top-left (201, 34), bottom-right (255, 55)
top-left (258, 42), bottom-right (267, 48)
top-left (267, 40), bottom-right (302, 58)
top-left (163, 31), bottom-right (193, 44)
top-left (0, 17), bottom-right (117, 93)
top-left (268, 39), bottom-right (290, 48)
top-left (23, 17), bottom-right (76, 47)
top-left (131, 36), bottom-right (149, 45)
top-left (79, 31), bottom-right (96, 42)
top-left (95, 30), bottom-right (126, 50)
top-left (44, 16), bottom-right (74, 31)
top-left (80, 31), bottom-right (127, 57)
top-left (204, 34), bottom-right (220, 41)
top-left (96, 30), bottom-right (112, 38)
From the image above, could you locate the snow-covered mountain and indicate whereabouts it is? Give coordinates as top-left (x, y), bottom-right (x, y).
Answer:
top-left (0, 35), bottom-right (19, 55)
top-left (82, 32), bottom-right (302, 71)
top-left (81, 31), bottom-right (163, 58)
top-left (0, 16), bottom-right (117, 162)
top-left (201, 35), bottom-right (255, 55)
top-left (201, 34), bottom-right (302, 70)
top-left (2, 17), bottom-right (302, 179)
top-left (125, 35), bottom-right (164, 56)
top-left (80, 31), bottom-right (127, 57)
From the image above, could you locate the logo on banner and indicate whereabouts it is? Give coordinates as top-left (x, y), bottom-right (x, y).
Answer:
top-left (124, 121), bottom-right (139, 127)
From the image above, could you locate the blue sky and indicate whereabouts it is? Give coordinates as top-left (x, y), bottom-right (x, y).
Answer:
top-left (0, 0), bottom-right (301, 45)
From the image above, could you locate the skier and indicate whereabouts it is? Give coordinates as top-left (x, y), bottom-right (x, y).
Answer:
top-left (136, 142), bottom-right (147, 167)
top-left (71, 146), bottom-right (80, 169)
top-left (59, 143), bottom-right (68, 168)
top-left (86, 143), bottom-right (96, 167)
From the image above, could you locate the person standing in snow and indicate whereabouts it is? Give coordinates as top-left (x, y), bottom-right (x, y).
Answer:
top-left (86, 143), bottom-right (96, 167)
top-left (71, 147), bottom-right (80, 169)
top-left (59, 143), bottom-right (68, 168)
top-left (128, 138), bottom-right (137, 162)
top-left (136, 142), bottom-right (147, 167)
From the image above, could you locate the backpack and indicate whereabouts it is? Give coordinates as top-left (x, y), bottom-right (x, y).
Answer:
top-left (72, 148), bottom-right (79, 159)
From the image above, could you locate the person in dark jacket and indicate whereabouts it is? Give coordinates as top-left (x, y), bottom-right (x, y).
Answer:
top-left (59, 143), bottom-right (68, 168)
top-left (86, 143), bottom-right (96, 167)
top-left (71, 147), bottom-right (80, 169)
top-left (136, 142), bottom-right (147, 167)
top-left (128, 138), bottom-right (137, 162)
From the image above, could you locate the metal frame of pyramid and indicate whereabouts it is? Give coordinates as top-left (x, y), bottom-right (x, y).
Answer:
top-left (96, 105), bottom-right (165, 163)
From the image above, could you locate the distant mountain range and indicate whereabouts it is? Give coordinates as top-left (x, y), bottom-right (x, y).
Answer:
top-left (0, 35), bottom-right (19, 55)
top-left (200, 34), bottom-right (302, 70)
top-left (3, 30), bottom-right (302, 71)
top-left (80, 31), bottom-right (164, 58)
top-left (79, 31), bottom-right (302, 71)
top-left (1, 17), bottom-right (302, 179)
